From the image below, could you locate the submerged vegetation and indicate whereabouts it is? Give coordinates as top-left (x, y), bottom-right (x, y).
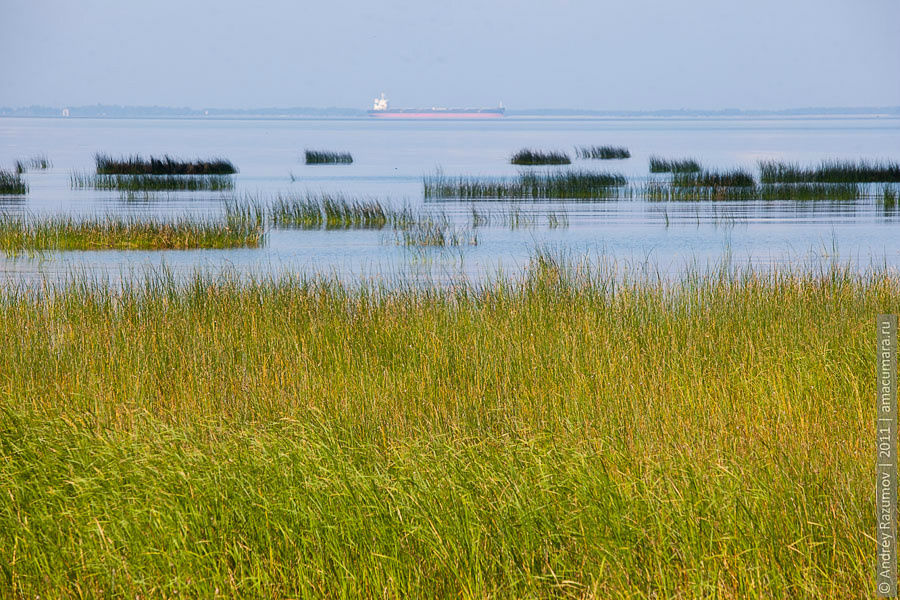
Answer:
top-left (0, 208), bottom-right (263, 255)
top-left (759, 159), bottom-right (900, 183)
top-left (70, 172), bottom-right (234, 191)
top-left (95, 153), bottom-right (237, 175)
top-left (576, 145), bottom-right (630, 160)
top-left (424, 169), bottom-right (626, 199)
top-left (649, 156), bottom-right (702, 173)
top-left (0, 169), bottom-right (28, 195)
top-left (510, 149), bottom-right (571, 165)
top-left (305, 150), bottom-right (353, 165)
top-left (0, 257), bottom-right (881, 597)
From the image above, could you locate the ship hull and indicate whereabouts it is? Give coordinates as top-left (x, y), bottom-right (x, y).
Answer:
top-left (368, 109), bottom-right (504, 119)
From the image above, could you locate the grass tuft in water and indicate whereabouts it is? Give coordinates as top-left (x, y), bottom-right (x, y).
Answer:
top-left (95, 153), bottom-right (236, 175)
top-left (424, 169), bottom-right (626, 200)
top-left (17, 154), bottom-right (52, 172)
top-left (649, 156), bottom-right (702, 173)
top-left (0, 207), bottom-right (263, 256)
top-left (576, 146), bottom-right (630, 160)
top-left (305, 150), bottom-right (353, 165)
top-left (0, 169), bottom-right (28, 195)
top-left (759, 159), bottom-right (900, 184)
top-left (510, 149), bottom-right (571, 165)
top-left (70, 172), bottom-right (234, 191)
top-left (882, 184), bottom-right (899, 209)
top-left (672, 169), bottom-right (755, 188)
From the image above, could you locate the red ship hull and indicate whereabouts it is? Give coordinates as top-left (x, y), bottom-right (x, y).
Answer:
top-left (368, 109), bottom-right (505, 119)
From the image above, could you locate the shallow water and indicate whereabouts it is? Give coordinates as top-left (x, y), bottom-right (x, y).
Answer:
top-left (1, 115), bottom-right (899, 284)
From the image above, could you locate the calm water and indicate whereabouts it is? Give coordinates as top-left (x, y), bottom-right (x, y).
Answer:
top-left (1, 115), bottom-right (899, 284)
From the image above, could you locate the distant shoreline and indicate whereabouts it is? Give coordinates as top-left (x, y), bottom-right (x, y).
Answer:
top-left (2, 105), bottom-right (899, 120)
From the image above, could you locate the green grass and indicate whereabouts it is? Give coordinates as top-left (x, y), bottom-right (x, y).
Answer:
top-left (882, 184), bottom-right (899, 209)
top-left (395, 216), bottom-right (477, 247)
top-left (305, 150), bottom-right (353, 165)
top-left (0, 208), bottom-right (263, 255)
top-left (16, 154), bottom-right (52, 173)
top-left (649, 156), bottom-right (702, 173)
top-left (0, 256), bottom-right (884, 597)
top-left (759, 182), bottom-right (861, 201)
top-left (576, 145), bottom-right (630, 160)
top-left (0, 169), bottom-right (28, 195)
top-left (759, 159), bottom-right (900, 183)
top-left (424, 169), bottom-right (626, 200)
top-left (672, 168), bottom-right (755, 187)
top-left (641, 182), bottom-right (865, 202)
top-left (95, 153), bottom-right (237, 175)
top-left (70, 172), bottom-right (235, 191)
top-left (510, 149), bottom-right (571, 165)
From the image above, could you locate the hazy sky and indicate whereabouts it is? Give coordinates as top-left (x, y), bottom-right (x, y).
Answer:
top-left (3, 0), bottom-right (898, 110)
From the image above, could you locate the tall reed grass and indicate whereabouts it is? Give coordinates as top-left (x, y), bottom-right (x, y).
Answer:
top-left (95, 153), bottom-right (237, 175)
top-left (510, 149), bottom-right (571, 165)
top-left (0, 208), bottom-right (263, 255)
top-left (672, 168), bottom-right (755, 187)
top-left (649, 156), bottom-right (702, 173)
top-left (424, 170), bottom-right (626, 200)
top-left (759, 159), bottom-right (900, 183)
top-left (0, 257), bottom-right (883, 597)
top-left (576, 145), bottom-right (630, 160)
top-left (0, 169), bottom-right (28, 194)
top-left (305, 150), bottom-right (353, 164)
top-left (70, 172), bottom-right (234, 191)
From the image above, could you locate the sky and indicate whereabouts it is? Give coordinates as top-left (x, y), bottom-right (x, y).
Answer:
top-left (3, 0), bottom-right (899, 111)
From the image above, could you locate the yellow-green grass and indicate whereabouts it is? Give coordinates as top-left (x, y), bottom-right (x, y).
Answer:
top-left (0, 257), bottom-right (883, 597)
top-left (0, 211), bottom-right (263, 255)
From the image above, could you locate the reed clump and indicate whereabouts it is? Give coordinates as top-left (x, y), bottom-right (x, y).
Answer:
top-left (649, 156), bottom-right (702, 173)
top-left (70, 172), bottom-right (234, 191)
top-left (759, 182), bottom-right (861, 201)
top-left (95, 153), bottom-right (237, 175)
top-left (0, 258), bottom-right (882, 597)
top-left (0, 208), bottom-right (263, 255)
top-left (882, 184), bottom-right (899, 209)
top-left (576, 145), bottom-right (630, 160)
top-left (0, 169), bottom-right (28, 195)
top-left (672, 169), bottom-right (755, 188)
top-left (268, 193), bottom-right (416, 229)
top-left (510, 149), bottom-right (571, 165)
top-left (640, 181), bottom-right (758, 202)
top-left (759, 159), bottom-right (900, 184)
top-left (424, 170), bottom-right (626, 200)
top-left (305, 150), bottom-right (353, 165)
top-left (16, 154), bottom-right (52, 173)
top-left (396, 217), bottom-right (477, 247)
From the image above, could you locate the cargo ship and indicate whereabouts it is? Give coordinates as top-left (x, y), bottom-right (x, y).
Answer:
top-left (367, 93), bottom-right (505, 119)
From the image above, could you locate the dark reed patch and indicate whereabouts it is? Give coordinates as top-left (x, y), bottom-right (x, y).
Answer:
top-left (305, 150), bottom-right (354, 165)
top-left (672, 169), bottom-right (755, 188)
top-left (70, 172), bottom-right (234, 192)
top-left (510, 149), bottom-right (572, 165)
top-left (759, 159), bottom-right (900, 184)
top-left (576, 146), bottom-right (630, 160)
top-left (95, 153), bottom-right (237, 175)
top-left (424, 170), bottom-right (625, 200)
top-left (0, 169), bottom-right (28, 195)
top-left (649, 156), bottom-right (702, 173)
